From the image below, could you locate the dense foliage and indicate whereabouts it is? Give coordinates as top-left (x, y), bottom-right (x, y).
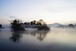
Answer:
top-left (0, 24), bottom-right (2, 28)
top-left (11, 20), bottom-right (25, 31)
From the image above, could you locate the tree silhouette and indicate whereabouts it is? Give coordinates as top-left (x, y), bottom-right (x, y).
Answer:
top-left (30, 20), bottom-right (36, 25)
top-left (0, 24), bottom-right (2, 28)
top-left (37, 21), bottom-right (42, 25)
top-left (68, 24), bottom-right (74, 28)
top-left (30, 21), bottom-right (34, 25)
top-left (37, 19), bottom-right (50, 30)
top-left (11, 20), bottom-right (25, 31)
top-left (33, 20), bottom-right (36, 24)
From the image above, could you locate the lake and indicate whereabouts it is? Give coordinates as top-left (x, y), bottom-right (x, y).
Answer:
top-left (0, 28), bottom-right (76, 51)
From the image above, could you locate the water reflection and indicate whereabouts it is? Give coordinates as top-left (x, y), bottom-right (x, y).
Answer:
top-left (10, 31), bottom-right (24, 42)
top-left (31, 30), bottom-right (50, 41)
top-left (1, 28), bottom-right (76, 51)
top-left (9, 30), bottom-right (50, 43)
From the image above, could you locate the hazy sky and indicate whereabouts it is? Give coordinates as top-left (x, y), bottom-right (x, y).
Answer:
top-left (0, 0), bottom-right (76, 24)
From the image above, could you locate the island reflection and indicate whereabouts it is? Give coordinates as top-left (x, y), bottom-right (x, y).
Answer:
top-left (10, 31), bottom-right (24, 42)
top-left (9, 30), bottom-right (50, 43)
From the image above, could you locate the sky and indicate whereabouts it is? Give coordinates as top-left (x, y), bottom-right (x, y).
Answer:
top-left (0, 0), bottom-right (76, 24)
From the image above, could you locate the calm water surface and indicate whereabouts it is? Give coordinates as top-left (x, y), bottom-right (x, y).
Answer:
top-left (0, 28), bottom-right (76, 51)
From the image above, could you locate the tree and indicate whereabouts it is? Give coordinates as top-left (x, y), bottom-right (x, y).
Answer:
top-left (33, 20), bottom-right (36, 24)
top-left (24, 22), bottom-right (29, 25)
top-left (30, 21), bottom-right (34, 25)
top-left (0, 24), bottom-right (2, 28)
top-left (37, 21), bottom-right (42, 25)
top-left (11, 20), bottom-right (25, 31)
top-left (37, 19), bottom-right (50, 30)
top-left (30, 20), bottom-right (37, 25)
top-left (68, 24), bottom-right (74, 28)
top-left (38, 19), bottom-right (47, 25)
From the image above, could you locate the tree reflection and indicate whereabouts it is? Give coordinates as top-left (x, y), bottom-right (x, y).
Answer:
top-left (31, 30), bottom-right (50, 41)
top-left (10, 31), bottom-right (24, 43)
top-left (10, 30), bottom-right (50, 42)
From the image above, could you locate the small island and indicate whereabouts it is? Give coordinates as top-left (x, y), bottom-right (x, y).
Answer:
top-left (11, 19), bottom-right (50, 31)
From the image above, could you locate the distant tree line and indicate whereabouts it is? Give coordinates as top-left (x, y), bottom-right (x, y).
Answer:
top-left (11, 19), bottom-right (50, 31)
top-left (24, 19), bottom-right (47, 26)
top-left (23, 19), bottom-right (50, 30)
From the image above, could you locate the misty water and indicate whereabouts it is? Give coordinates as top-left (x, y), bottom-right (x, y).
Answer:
top-left (0, 28), bottom-right (76, 51)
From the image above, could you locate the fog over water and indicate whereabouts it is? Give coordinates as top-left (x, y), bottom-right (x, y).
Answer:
top-left (0, 0), bottom-right (76, 51)
top-left (0, 27), bottom-right (76, 51)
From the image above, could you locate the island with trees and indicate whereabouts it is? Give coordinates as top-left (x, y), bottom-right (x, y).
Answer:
top-left (11, 19), bottom-right (50, 31)
top-left (11, 20), bottom-right (25, 31)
